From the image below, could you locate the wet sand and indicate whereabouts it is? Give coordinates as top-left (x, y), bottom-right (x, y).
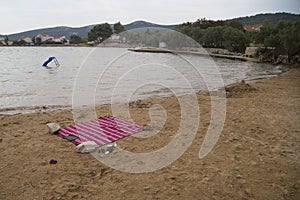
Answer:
top-left (0, 67), bottom-right (299, 199)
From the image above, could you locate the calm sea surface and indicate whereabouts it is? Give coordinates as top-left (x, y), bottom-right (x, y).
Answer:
top-left (0, 47), bottom-right (285, 114)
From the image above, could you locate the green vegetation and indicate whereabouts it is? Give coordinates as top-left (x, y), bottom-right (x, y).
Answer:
top-left (227, 12), bottom-right (300, 26)
top-left (33, 36), bottom-right (42, 45)
top-left (70, 35), bottom-right (83, 44)
top-left (175, 19), bottom-right (249, 53)
top-left (174, 17), bottom-right (300, 63)
top-left (88, 23), bottom-right (113, 42)
top-left (12, 40), bottom-right (27, 46)
top-left (87, 22), bottom-right (126, 43)
top-left (113, 22), bottom-right (125, 34)
top-left (254, 20), bottom-right (300, 62)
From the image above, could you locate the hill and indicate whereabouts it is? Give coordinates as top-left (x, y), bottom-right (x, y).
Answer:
top-left (6, 25), bottom-right (95, 40)
top-left (5, 21), bottom-right (176, 40)
top-left (4, 13), bottom-right (300, 40)
top-left (124, 20), bottom-right (175, 30)
top-left (226, 12), bottom-right (300, 25)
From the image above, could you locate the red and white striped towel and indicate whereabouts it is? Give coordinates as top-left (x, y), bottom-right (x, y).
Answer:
top-left (58, 116), bottom-right (141, 146)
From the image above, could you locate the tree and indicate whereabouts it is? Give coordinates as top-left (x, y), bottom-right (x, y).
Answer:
top-left (88, 23), bottom-right (113, 42)
top-left (34, 37), bottom-right (42, 45)
top-left (228, 21), bottom-right (244, 31)
top-left (253, 19), bottom-right (300, 62)
top-left (201, 26), bottom-right (224, 48)
top-left (13, 40), bottom-right (27, 46)
top-left (223, 26), bottom-right (248, 53)
top-left (277, 20), bottom-right (300, 61)
top-left (70, 35), bottom-right (83, 44)
top-left (175, 19), bottom-right (248, 52)
top-left (113, 22), bottom-right (125, 34)
top-left (254, 20), bottom-right (273, 44)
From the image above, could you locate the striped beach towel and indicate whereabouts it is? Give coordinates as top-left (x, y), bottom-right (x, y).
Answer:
top-left (58, 116), bottom-right (141, 146)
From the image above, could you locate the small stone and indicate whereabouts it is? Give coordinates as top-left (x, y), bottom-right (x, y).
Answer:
top-left (236, 174), bottom-right (243, 179)
top-left (13, 132), bottom-right (20, 137)
top-left (144, 186), bottom-right (150, 191)
top-left (238, 179), bottom-right (247, 184)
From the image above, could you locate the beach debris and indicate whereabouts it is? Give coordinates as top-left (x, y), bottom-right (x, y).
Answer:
top-left (46, 122), bottom-right (61, 134)
top-left (42, 56), bottom-right (60, 68)
top-left (76, 141), bottom-right (98, 153)
top-left (49, 159), bottom-right (57, 164)
top-left (97, 143), bottom-right (117, 156)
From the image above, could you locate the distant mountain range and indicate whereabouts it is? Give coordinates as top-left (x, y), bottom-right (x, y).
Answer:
top-left (6, 25), bottom-right (95, 40)
top-left (226, 12), bottom-right (300, 25)
top-left (3, 12), bottom-right (299, 40)
top-left (5, 21), bottom-right (176, 40)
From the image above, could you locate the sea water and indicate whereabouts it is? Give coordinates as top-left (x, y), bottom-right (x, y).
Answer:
top-left (0, 47), bottom-right (286, 114)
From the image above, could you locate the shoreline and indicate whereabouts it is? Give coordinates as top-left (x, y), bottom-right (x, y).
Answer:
top-left (0, 68), bottom-right (299, 199)
top-left (0, 65), bottom-right (292, 116)
top-left (1, 45), bottom-right (261, 62)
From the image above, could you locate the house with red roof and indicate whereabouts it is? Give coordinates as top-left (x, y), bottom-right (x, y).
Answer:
top-left (54, 36), bottom-right (67, 43)
top-left (19, 36), bottom-right (33, 43)
top-left (243, 24), bottom-right (263, 32)
top-left (36, 34), bottom-right (54, 42)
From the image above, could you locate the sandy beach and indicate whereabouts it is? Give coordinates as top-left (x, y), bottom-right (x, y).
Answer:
top-left (0, 67), bottom-right (299, 199)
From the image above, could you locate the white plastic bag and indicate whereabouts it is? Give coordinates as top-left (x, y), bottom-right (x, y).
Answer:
top-left (76, 141), bottom-right (98, 153)
top-left (46, 123), bottom-right (61, 134)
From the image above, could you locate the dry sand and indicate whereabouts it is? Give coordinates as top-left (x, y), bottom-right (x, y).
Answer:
top-left (0, 67), bottom-right (299, 200)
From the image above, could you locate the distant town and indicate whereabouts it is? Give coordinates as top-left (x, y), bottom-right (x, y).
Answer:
top-left (0, 33), bottom-right (126, 46)
top-left (0, 34), bottom-right (68, 46)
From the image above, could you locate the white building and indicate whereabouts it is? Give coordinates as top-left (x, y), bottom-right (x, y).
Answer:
top-left (110, 33), bottom-right (120, 41)
top-left (36, 34), bottom-right (54, 42)
top-left (54, 36), bottom-right (66, 43)
top-left (19, 36), bottom-right (33, 43)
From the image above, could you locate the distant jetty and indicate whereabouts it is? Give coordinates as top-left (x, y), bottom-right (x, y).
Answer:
top-left (128, 47), bottom-right (174, 54)
top-left (128, 47), bottom-right (259, 62)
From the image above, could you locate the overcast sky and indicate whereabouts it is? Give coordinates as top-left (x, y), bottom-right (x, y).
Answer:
top-left (1, 0), bottom-right (299, 34)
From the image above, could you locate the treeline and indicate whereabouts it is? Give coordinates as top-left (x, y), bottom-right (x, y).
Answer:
top-left (253, 20), bottom-right (300, 63)
top-left (174, 18), bottom-right (300, 63)
top-left (227, 12), bottom-right (300, 26)
top-left (176, 19), bottom-right (248, 53)
top-left (55, 22), bottom-right (125, 44)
